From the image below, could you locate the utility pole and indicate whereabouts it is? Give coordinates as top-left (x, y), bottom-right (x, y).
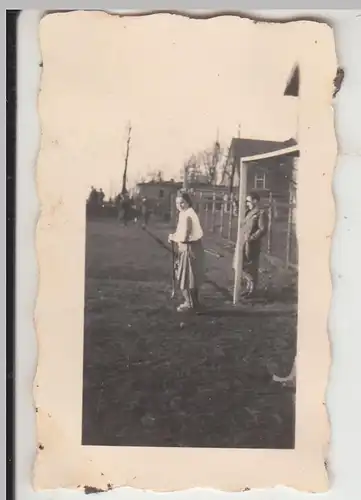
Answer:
top-left (229, 123), bottom-right (241, 194)
top-left (121, 122), bottom-right (132, 195)
top-left (211, 129), bottom-right (221, 186)
top-left (183, 162), bottom-right (189, 190)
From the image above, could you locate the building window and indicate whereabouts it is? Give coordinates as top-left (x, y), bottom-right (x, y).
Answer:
top-left (254, 173), bottom-right (266, 190)
top-left (159, 189), bottom-right (164, 198)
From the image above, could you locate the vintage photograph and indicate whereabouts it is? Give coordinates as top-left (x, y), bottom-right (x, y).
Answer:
top-left (34, 11), bottom-right (337, 491)
top-left (83, 136), bottom-right (299, 449)
top-left (80, 14), bottom-right (301, 450)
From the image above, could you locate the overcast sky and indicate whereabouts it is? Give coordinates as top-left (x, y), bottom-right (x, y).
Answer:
top-left (39, 12), bottom-right (300, 197)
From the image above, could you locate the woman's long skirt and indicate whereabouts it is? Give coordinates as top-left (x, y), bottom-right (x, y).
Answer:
top-left (176, 240), bottom-right (205, 291)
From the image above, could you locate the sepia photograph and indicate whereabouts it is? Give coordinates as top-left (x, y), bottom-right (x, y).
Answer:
top-left (82, 131), bottom-right (299, 449)
top-left (33, 11), bottom-right (337, 491)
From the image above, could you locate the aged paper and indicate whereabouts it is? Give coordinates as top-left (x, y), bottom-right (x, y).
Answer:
top-left (34, 11), bottom-right (337, 492)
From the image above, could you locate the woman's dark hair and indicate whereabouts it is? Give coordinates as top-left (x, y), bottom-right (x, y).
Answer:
top-left (178, 191), bottom-right (193, 208)
top-left (248, 191), bottom-right (260, 202)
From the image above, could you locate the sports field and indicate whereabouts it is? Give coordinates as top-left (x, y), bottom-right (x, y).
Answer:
top-left (82, 218), bottom-right (297, 448)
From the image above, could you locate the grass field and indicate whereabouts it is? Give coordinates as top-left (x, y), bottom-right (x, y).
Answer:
top-left (82, 218), bottom-right (297, 448)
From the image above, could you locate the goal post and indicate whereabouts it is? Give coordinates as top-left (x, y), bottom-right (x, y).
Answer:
top-left (233, 158), bottom-right (247, 304)
top-left (233, 144), bottom-right (300, 305)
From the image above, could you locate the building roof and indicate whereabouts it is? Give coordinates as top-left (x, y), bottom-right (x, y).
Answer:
top-left (189, 181), bottom-right (224, 188)
top-left (284, 65), bottom-right (299, 97)
top-left (229, 137), bottom-right (298, 160)
top-left (136, 180), bottom-right (182, 187)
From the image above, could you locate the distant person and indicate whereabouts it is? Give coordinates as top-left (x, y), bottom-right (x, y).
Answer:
top-left (121, 194), bottom-right (132, 226)
top-left (88, 186), bottom-right (98, 205)
top-left (98, 188), bottom-right (105, 206)
top-left (130, 196), bottom-right (140, 223)
top-left (232, 191), bottom-right (267, 298)
top-left (168, 192), bottom-right (204, 312)
top-left (132, 196), bottom-right (141, 223)
top-left (140, 197), bottom-right (151, 228)
top-left (87, 186), bottom-right (99, 217)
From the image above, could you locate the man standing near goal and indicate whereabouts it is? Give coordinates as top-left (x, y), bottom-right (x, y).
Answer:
top-left (233, 191), bottom-right (267, 298)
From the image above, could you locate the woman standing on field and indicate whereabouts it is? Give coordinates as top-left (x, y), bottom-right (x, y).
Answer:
top-left (168, 192), bottom-right (205, 312)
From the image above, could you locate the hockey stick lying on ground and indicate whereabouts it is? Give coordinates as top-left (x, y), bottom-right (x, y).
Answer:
top-left (204, 248), bottom-right (224, 259)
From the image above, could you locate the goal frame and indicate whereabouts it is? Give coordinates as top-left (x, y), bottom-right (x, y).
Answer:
top-left (233, 144), bottom-right (300, 304)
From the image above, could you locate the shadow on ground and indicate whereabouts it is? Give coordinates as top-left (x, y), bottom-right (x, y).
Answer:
top-left (82, 220), bottom-right (297, 449)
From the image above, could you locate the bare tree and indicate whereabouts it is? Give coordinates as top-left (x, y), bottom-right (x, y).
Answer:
top-left (200, 148), bottom-right (217, 184)
top-left (185, 154), bottom-right (202, 183)
top-left (146, 169), bottom-right (165, 182)
top-left (147, 170), bottom-right (156, 181)
top-left (156, 170), bottom-right (164, 182)
top-left (184, 141), bottom-right (227, 185)
top-left (121, 122), bottom-right (132, 195)
top-left (218, 147), bottom-right (230, 183)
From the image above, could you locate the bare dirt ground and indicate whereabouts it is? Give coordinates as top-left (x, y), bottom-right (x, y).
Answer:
top-left (82, 218), bottom-right (297, 448)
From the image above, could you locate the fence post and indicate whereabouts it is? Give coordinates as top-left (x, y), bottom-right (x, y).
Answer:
top-left (204, 195), bottom-right (209, 231)
top-left (198, 192), bottom-right (203, 226)
top-left (267, 191), bottom-right (273, 255)
top-left (170, 193), bottom-right (176, 226)
top-left (286, 188), bottom-right (293, 268)
top-left (219, 195), bottom-right (225, 237)
top-left (211, 191), bottom-right (216, 232)
top-left (227, 193), bottom-right (234, 241)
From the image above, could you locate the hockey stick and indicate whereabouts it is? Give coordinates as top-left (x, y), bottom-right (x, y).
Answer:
top-left (171, 241), bottom-right (176, 299)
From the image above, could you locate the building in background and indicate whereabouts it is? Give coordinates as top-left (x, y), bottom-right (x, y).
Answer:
top-left (135, 179), bottom-right (182, 201)
top-left (227, 137), bottom-right (298, 201)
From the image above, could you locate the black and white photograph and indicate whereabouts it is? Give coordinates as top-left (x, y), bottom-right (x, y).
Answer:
top-left (34, 11), bottom-right (336, 491)
top-left (82, 136), bottom-right (299, 449)
top-left (79, 14), bottom-right (301, 450)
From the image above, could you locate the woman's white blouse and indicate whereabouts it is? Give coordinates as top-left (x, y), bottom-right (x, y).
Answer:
top-left (173, 207), bottom-right (203, 242)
